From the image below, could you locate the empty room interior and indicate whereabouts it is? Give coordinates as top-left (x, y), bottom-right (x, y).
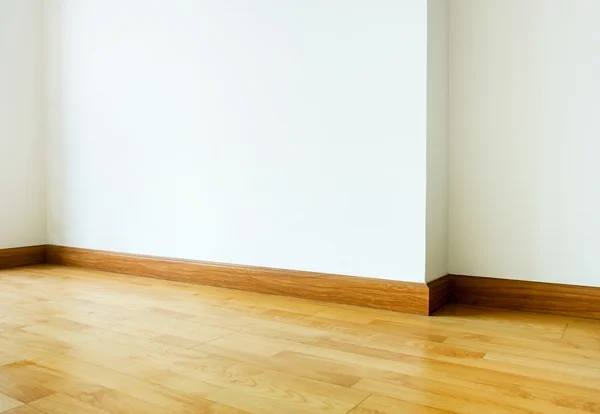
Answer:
top-left (2, 0), bottom-right (600, 413)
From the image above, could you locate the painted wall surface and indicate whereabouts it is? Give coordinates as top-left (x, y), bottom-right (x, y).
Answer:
top-left (46, 1), bottom-right (429, 282)
top-left (425, 0), bottom-right (449, 282)
top-left (0, 0), bottom-right (46, 249)
top-left (449, 0), bottom-right (600, 286)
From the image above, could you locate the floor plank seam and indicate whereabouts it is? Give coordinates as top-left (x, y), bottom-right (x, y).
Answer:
top-left (344, 392), bottom-right (372, 413)
top-left (188, 332), bottom-right (235, 349)
top-left (561, 322), bottom-right (569, 340)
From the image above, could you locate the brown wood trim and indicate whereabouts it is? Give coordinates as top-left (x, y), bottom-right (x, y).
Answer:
top-left (452, 274), bottom-right (600, 319)
top-left (0, 245), bottom-right (47, 269)
top-left (427, 275), bottom-right (453, 314)
top-left (46, 245), bottom-right (430, 315)
top-left (8, 245), bottom-right (596, 319)
top-left (10, 245), bottom-right (597, 318)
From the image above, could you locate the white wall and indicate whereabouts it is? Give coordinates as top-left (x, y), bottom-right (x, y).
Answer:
top-left (0, 0), bottom-right (46, 249)
top-left (45, 0), bottom-right (429, 282)
top-left (449, 0), bottom-right (600, 286)
top-left (37, 0), bottom-right (600, 286)
top-left (425, 0), bottom-right (449, 282)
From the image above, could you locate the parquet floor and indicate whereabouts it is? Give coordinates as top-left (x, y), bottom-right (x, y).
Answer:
top-left (1, 265), bottom-right (600, 413)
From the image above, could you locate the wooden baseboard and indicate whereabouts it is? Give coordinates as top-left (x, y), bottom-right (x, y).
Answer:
top-left (427, 275), bottom-right (453, 314)
top-left (0, 245), bottom-right (46, 269)
top-left (46, 245), bottom-right (435, 315)
top-left (452, 274), bottom-right (600, 319)
top-left (10, 245), bottom-right (594, 319)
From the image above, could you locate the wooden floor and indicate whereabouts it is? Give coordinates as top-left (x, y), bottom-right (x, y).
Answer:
top-left (1, 266), bottom-right (600, 414)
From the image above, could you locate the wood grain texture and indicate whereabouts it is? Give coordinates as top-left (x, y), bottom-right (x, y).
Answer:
top-left (1, 265), bottom-right (600, 413)
top-left (452, 274), bottom-right (600, 319)
top-left (46, 245), bottom-right (430, 315)
top-left (427, 275), bottom-right (453, 314)
top-left (0, 246), bottom-right (46, 270)
top-left (15, 245), bottom-right (600, 319)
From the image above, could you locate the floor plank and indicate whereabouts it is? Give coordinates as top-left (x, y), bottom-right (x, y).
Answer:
top-left (0, 393), bottom-right (23, 413)
top-left (349, 394), bottom-right (454, 414)
top-left (1, 264), bottom-right (600, 413)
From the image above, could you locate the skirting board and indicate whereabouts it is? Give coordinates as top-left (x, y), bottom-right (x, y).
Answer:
top-left (46, 245), bottom-right (439, 315)
top-left (451, 274), bottom-right (600, 319)
top-left (0, 245), bottom-right (46, 269)
top-left (9, 245), bottom-right (599, 319)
